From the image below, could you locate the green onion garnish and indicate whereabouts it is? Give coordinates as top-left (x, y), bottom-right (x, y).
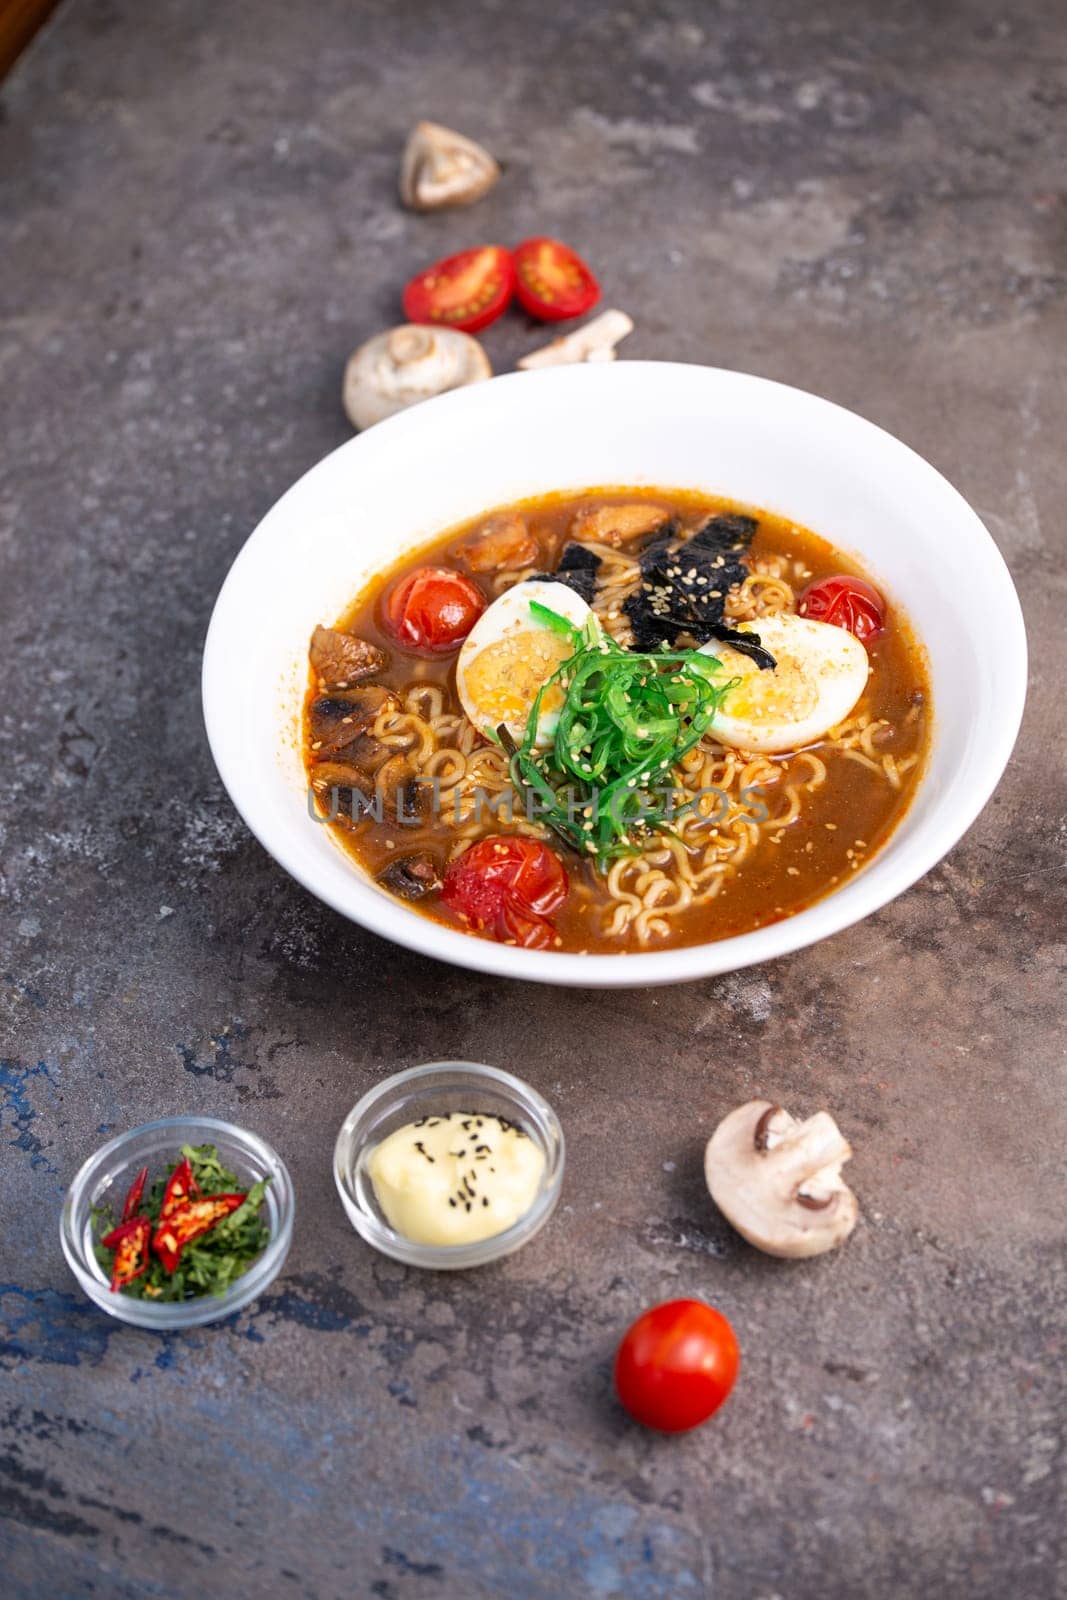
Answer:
top-left (503, 614), bottom-right (737, 868)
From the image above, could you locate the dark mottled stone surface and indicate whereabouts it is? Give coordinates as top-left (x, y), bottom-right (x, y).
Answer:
top-left (1, 1), bottom-right (1064, 1596)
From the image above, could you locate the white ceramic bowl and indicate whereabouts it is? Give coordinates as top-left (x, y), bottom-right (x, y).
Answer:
top-left (202, 362), bottom-right (1026, 987)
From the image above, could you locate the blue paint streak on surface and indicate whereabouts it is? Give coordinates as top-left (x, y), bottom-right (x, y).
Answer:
top-left (0, 1283), bottom-right (115, 1368)
top-left (0, 1058), bottom-right (59, 1171)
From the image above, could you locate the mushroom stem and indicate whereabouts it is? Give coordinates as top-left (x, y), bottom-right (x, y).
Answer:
top-left (517, 310), bottom-right (634, 370)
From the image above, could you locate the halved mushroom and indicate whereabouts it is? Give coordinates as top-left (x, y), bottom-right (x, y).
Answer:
top-left (399, 121), bottom-right (500, 212)
top-left (377, 851), bottom-right (443, 901)
top-left (343, 325), bottom-right (491, 431)
top-left (704, 1100), bottom-right (858, 1259)
top-left (307, 685), bottom-right (398, 756)
top-left (517, 309), bottom-right (634, 370)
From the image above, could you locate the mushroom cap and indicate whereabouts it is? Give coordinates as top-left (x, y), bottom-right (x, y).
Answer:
top-left (705, 1099), bottom-right (859, 1259)
top-left (399, 120), bottom-right (500, 212)
top-left (342, 324), bottom-right (491, 431)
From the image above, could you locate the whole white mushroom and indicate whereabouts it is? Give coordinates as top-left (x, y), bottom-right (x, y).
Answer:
top-left (342, 324), bottom-right (491, 431)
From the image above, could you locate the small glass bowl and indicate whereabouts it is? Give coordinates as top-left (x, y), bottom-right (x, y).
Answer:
top-left (334, 1061), bottom-right (565, 1269)
top-left (60, 1116), bottom-right (295, 1329)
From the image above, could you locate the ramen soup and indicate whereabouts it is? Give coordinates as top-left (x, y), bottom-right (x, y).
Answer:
top-left (302, 490), bottom-right (929, 953)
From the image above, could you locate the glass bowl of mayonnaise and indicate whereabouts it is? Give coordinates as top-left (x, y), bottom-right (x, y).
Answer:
top-left (334, 1062), bottom-right (565, 1269)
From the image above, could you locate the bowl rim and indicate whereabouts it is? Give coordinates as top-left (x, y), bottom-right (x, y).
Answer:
top-left (202, 360), bottom-right (1028, 988)
top-left (60, 1114), bottom-right (295, 1328)
top-left (333, 1060), bottom-right (565, 1269)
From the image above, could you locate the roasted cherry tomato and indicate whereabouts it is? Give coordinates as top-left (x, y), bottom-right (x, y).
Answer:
top-left (614, 1298), bottom-right (740, 1433)
top-left (441, 836), bottom-right (568, 948)
top-left (798, 575), bottom-right (886, 644)
top-left (402, 245), bottom-right (515, 333)
top-left (384, 566), bottom-right (486, 654)
top-left (512, 237), bottom-right (600, 322)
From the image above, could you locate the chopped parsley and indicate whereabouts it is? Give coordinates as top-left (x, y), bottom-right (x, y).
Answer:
top-left (93, 1142), bottom-right (271, 1301)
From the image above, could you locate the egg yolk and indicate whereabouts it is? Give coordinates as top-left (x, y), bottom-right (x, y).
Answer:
top-left (717, 644), bottom-right (817, 726)
top-left (463, 630), bottom-right (571, 729)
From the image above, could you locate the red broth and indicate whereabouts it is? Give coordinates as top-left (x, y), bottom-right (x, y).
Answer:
top-left (304, 489), bottom-right (929, 953)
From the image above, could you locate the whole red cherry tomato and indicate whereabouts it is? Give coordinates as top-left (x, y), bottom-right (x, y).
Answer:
top-left (512, 237), bottom-right (600, 322)
top-left (614, 1299), bottom-right (740, 1433)
top-left (441, 836), bottom-right (568, 948)
top-left (384, 566), bottom-right (486, 653)
top-left (798, 575), bottom-right (886, 643)
top-left (402, 245), bottom-right (515, 334)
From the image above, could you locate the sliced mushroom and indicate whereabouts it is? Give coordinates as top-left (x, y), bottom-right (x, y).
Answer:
top-left (307, 685), bottom-right (398, 756)
top-left (377, 851), bottom-right (443, 900)
top-left (517, 309), bottom-right (634, 370)
top-left (399, 120), bottom-right (500, 212)
top-left (343, 325), bottom-right (491, 431)
top-left (375, 753), bottom-right (424, 822)
top-left (704, 1099), bottom-right (859, 1259)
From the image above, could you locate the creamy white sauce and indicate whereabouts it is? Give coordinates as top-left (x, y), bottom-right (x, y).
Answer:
top-left (367, 1111), bottom-right (546, 1246)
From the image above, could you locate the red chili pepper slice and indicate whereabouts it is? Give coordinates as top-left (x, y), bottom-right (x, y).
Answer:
top-left (120, 1165), bottom-right (148, 1223)
top-left (512, 237), bottom-right (600, 322)
top-left (152, 1193), bottom-right (247, 1273)
top-left (160, 1156), bottom-right (200, 1221)
top-left (402, 245), bottom-right (515, 333)
top-left (101, 1215), bottom-right (152, 1292)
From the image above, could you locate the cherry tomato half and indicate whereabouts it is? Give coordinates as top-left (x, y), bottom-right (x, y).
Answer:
top-left (402, 245), bottom-right (515, 334)
top-left (614, 1299), bottom-right (740, 1433)
top-left (441, 836), bottom-right (568, 949)
top-left (384, 566), bottom-right (486, 654)
top-left (798, 574), bottom-right (886, 644)
top-left (512, 237), bottom-right (601, 322)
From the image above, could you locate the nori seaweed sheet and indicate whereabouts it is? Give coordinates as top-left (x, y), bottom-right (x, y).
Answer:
top-left (623, 513), bottom-right (775, 667)
top-left (530, 541), bottom-right (602, 605)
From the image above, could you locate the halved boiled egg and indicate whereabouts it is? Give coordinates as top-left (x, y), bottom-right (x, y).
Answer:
top-left (700, 612), bottom-right (869, 754)
top-left (456, 579), bottom-right (593, 748)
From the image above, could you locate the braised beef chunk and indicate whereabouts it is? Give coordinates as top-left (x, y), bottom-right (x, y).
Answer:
top-left (377, 851), bottom-right (443, 900)
top-left (623, 517), bottom-right (761, 653)
top-left (309, 624), bottom-right (386, 688)
top-left (459, 512), bottom-right (538, 573)
top-left (570, 503), bottom-right (669, 546)
top-left (539, 541), bottom-right (602, 604)
top-left (307, 686), bottom-right (397, 756)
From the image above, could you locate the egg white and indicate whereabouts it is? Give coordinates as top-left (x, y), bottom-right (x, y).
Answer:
top-left (700, 612), bottom-right (870, 754)
top-left (456, 579), bottom-right (594, 748)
